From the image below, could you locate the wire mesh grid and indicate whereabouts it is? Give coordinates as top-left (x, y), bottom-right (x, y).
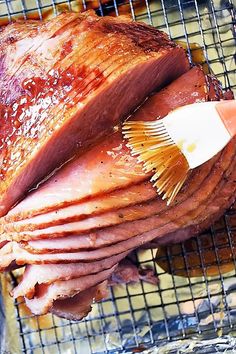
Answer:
top-left (0, 0), bottom-right (235, 353)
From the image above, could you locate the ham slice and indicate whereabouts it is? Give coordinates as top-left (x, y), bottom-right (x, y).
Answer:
top-left (44, 263), bottom-right (157, 321)
top-left (9, 154), bottom-right (222, 242)
top-left (12, 252), bottom-right (127, 299)
top-left (24, 266), bottom-right (116, 315)
top-left (50, 281), bottom-right (109, 321)
top-left (0, 11), bottom-right (189, 217)
top-left (2, 181), bottom-right (156, 231)
top-left (1, 149), bottom-right (235, 270)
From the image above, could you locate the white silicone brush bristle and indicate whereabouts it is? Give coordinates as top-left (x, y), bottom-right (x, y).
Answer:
top-left (123, 120), bottom-right (190, 204)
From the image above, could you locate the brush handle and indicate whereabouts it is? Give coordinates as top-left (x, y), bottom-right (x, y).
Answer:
top-left (216, 100), bottom-right (236, 137)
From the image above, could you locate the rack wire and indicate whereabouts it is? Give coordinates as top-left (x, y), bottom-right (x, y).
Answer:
top-left (0, 0), bottom-right (236, 353)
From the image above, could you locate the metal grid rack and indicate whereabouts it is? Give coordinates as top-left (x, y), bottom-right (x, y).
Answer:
top-left (1, 0), bottom-right (236, 353)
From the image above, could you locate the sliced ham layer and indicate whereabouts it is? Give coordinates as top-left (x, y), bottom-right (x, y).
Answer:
top-left (2, 182), bottom-right (156, 232)
top-left (25, 266), bottom-right (116, 315)
top-left (11, 159), bottom-right (218, 241)
top-left (50, 281), bottom-right (109, 321)
top-left (17, 140), bottom-right (236, 254)
top-left (2, 129), bottom-right (231, 243)
top-left (1, 146), bottom-right (235, 271)
top-left (2, 149), bottom-right (217, 238)
top-left (31, 262), bottom-right (157, 321)
top-left (12, 252), bottom-right (127, 299)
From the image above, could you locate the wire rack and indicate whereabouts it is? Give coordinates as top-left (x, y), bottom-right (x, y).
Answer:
top-left (0, 0), bottom-right (236, 353)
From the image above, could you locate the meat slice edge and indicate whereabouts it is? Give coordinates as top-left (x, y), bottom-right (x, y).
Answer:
top-left (50, 281), bottom-right (109, 321)
top-left (24, 265), bottom-right (116, 315)
top-left (12, 252), bottom-right (128, 299)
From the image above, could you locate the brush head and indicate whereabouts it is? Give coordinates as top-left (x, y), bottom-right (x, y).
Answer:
top-left (123, 119), bottom-right (190, 204)
top-left (123, 100), bottom-right (235, 204)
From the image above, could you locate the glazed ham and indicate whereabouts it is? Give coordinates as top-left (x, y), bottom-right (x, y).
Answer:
top-left (1, 67), bottom-right (231, 242)
top-left (0, 12), bottom-right (234, 320)
top-left (2, 66), bottom-right (213, 228)
top-left (0, 11), bottom-right (189, 217)
top-left (1, 69), bottom-right (234, 257)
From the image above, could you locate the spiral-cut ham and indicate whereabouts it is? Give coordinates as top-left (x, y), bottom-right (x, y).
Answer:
top-left (2, 66), bottom-right (218, 235)
top-left (0, 11), bottom-right (189, 217)
top-left (2, 53), bottom-right (194, 224)
top-left (0, 68), bottom-right (234, 262)
top-left (1, 67), bottom-right (231, 246)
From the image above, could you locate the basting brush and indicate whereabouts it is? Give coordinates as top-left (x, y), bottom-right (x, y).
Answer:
top-left (122, 100), bottom-right (236, 205)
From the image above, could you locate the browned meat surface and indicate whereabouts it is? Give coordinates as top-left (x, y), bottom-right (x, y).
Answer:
top-left (0, 11), bottom-right (189, 217)
top-left (50, 281), bottom-right (109, 321)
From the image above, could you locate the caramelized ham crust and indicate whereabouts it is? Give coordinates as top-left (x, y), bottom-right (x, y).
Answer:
top-left (0, 11), bottom-right (189, 217)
